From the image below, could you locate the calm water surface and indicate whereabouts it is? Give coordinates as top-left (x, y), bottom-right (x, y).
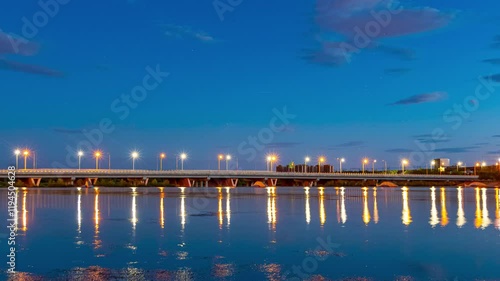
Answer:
top-left (1, 186), bottom-right (499, 280)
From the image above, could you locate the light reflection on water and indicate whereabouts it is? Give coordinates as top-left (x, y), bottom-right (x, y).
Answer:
top-left (1, 186), bottom-right (499, 280)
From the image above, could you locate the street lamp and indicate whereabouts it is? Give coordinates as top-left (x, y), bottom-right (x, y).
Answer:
top-left (160, 153), bottom-right (166, 171)
top-left (474, 162), bottom-right (480, 175)
top-left (431, 160), bottom-right (436, 172)
top-left (362, 158), bottom-right (369, 174)
top-left (131, 151), bottom-right (139, 170)
top-left (381, 160), bottom-right (387, 174)
top-left (180, 153), bottom-right (187, 170)
top-left (304, 156), bottom-right (310, 173)
top-left (78, 151), bottom-right (84, 170)
top-left (267, 156), bottom-right (272, 171)
top-left (14, 149), bottom-right (21, 170)
top-left (372, 159), bottom-right (377, 174)
top-left (337, 158), bottom-right (345, 173)
top-left (457, 161), bottom-right (462, 173)
top-left (318, 156), bottom-right (326, 173)
top-left (218, 154), bottom-right (224, 171)
top-left (401, 159), bottom-right (409, 174)
top-left (23, 150), bottom-right (29, 170)
top-left (269, 155), bottom-right (277, 172)
top-left (94, 151), bottom-right (102, 170)
top-left (226, 155), bottom-right (231, 170)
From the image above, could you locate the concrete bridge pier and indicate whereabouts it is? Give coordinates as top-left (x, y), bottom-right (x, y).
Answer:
top-left (85, 178), bottom-right (98, 188)
top-left (28, 178), bottom-right (42, 187)
top-left (265, 178), bottom-right (278, 187)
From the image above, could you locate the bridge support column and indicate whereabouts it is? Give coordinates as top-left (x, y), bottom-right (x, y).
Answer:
top-left (179, 178), bottom-right (193, 187)
top-left (266, 178), bottom-right (277, 187)
top-left (142, 177), bottom-right (149, 186)
top-left (28, 178), bottom-right (42, 187)
top-left (85, 178), bottom-right (98, 188)
top-left (223, 179), bottom-right (238, 188)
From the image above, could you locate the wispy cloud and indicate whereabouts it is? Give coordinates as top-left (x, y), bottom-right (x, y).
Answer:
top-left (386, 148), bottom-right (413, 153)
top-left (334, 141), bottom-right (364, 148)
top-left (482, 58), bottom-right (500, 65)
top-left (433, 147), bottom-right (476, 153)
top-left (264, 142), bottom-right (302, 149)
top-left (306, 1), bottom-right (454, 66)
top-left (493, 135), bottom-right (500, 138)
top-left (0, 58), bottom-right (63, 77)
top-left (52, 128), bottom-right (82, 134)
top-left (390, 91), bottom-right (447, 106)
top-left (316, 1), bottom-right (454, 38)
top-left (0, 30), bottom-right (38, 56)
top-left (482, 74), bottom-right (500, 83)
top-left (413, 133), bottom-right (450, 143)
top-left (161, 24), bottom-right (216, 43)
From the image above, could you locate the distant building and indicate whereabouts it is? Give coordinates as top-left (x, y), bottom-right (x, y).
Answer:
top-left (433, 158), bottom-right (450, 168)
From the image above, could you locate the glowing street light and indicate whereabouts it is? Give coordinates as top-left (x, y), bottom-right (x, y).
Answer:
top-left (78, 151), bottom-right (84, 170)
top-left (226, 155), bottom-right (231, 170)
top-left (457, 161), bottom-right (463, 172)
top-left (431, 160), bottom-right (436, 171)
top-left (337, 158), bottom-right (345, 173)
top-left (474, 162), bottom-right (480, 175)
top-left (362, 158), bottom-right (369, 174)
top-left (131, 151), bottom-right (139, 170)
top-left (304, 156), bottom-right (310, 173)
top-left (401, 159), bottom-right (409, 174)
top-left (372, 159), bottom-right (377, 174)
top-left (23, 150), bottom-right (29, 170)
top-left (218, 154), bottom-right (224, 171)
top-left (268, 155), bottom-right (277, 172)
top-left (14, 149), bottom-right (21, 170)
top-left (94, 151), bottom-right (102, 170)
top-left (180, 153), bottom-right (187, 170)
top-left (160, 153), bottom-right (166, 171)
top-left (318, 156), bottom-right (326, 173)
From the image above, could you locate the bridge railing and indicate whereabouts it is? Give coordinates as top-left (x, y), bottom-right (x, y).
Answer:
top-left (0, 169), bottom-right (478, 179)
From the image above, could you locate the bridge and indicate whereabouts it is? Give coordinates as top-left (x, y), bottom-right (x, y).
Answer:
top-left (1, 169), bottom-right (478, 187)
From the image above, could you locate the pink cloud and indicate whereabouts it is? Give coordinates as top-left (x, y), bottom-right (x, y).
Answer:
top-left (316, 0), bottom-right (453, 39)
top-left (0, 59), bottom-right (63, 77)
top-left (0, 31), bottom-right (39, 56)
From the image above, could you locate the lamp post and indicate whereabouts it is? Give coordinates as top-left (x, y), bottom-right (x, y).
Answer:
top-left (131, 151), bottom-right (139, 170)
top-left (23, 150), bottom-right (29, 170)
top-left (372, 159), bottom-right (377, 174)
top-left (225, 155), bottom-right (231, 170)
top-left (218, 154), bottom-right (223, 171)
top-left (14, 149), bottom-right (20, 170)
top-left (457, 161), bottom-right (462, 173)
top-left (318, 156), bottom-right (325, 173)
top-left (431, 160), bottom-right (436, 173)
top-left (401, 159), bottom-right (409, 174)
top-left (180, 153), bottom-right (187, 170)
top-left (474, 162), bottom-right (480, 175)
top-left (78, 151), bottom-right (84, 170)
top-left (270, 155), bottom-right (277, 172)
top-left (337, 158), bottom-right (345, 173)
top-left (381, 160), bottom-right (387, 174)
top-left (266, 156), bottom-right (272, 171)
top-left (362, 158), bottom-right (368, 174)
top-left (94, 151), bottom-right (102, 170)
top-left (160, 153), bottom-right (166, 171)
top-left (304, 157), bottom-right (310, 173)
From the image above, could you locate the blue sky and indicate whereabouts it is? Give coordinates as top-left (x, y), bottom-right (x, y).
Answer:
top-left (1, 0), bottom-right (500, 170)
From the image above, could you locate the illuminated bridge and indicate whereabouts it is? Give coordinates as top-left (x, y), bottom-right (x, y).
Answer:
top-left (1, 169), bottom-right (479, 187)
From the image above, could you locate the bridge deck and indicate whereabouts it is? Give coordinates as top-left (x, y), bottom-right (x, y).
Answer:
top-left (0, 169), bottom-right (478, 181)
